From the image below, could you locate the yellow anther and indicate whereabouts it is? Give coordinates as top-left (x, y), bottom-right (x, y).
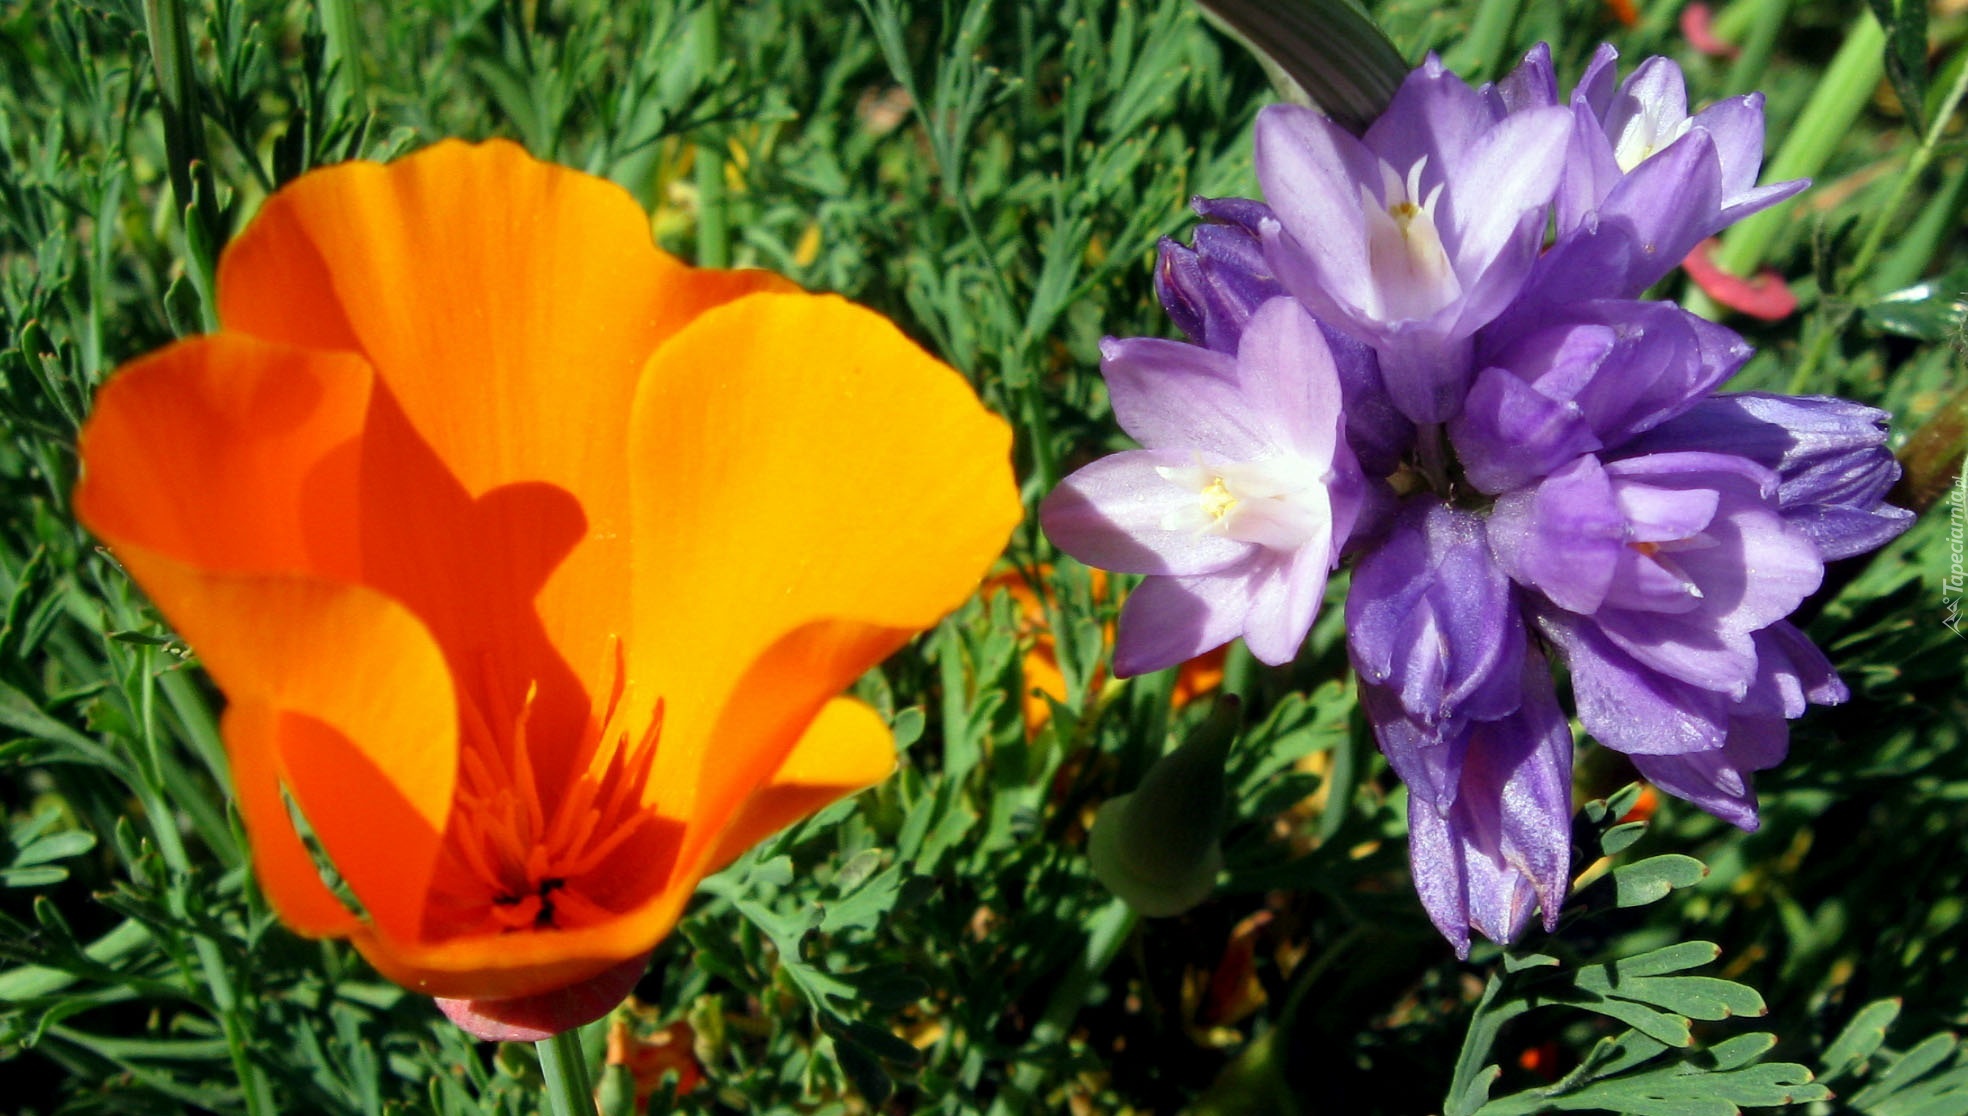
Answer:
top-left (1201, 477), bottom-right (1239, 521)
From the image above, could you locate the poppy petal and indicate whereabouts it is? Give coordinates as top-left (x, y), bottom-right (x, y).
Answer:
top-left (95, 551), bottom-right (457, 945)
top-left (704, 697), bottom-right (898, 873)
top-left (222, 700), bottom-right (362, 937)
top-left (343, 873), bottom-right (696, 1001)
top-left (80, 142), bottom-right (1016, 1013)
top-left (74, 335), bottom-right (459, 946)
top-left (216, 138), bottom-right (794, 507)
top-left (74, 334), bottom-right (371, 581)
top-left (215, 139), bottom-right (796, 701)
top-left (626, 291), bottom-right (1018, 845)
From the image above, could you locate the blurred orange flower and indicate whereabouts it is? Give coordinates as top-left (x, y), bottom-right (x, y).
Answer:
top-left (606, 1016), bottom-right (704, 1104)
top-left (1619, 783), bottom-right (1661, 824)
top-left (983, 568), bottom-right (1224, 735)
top-left (75, 140), bottom-right (1017, 1037)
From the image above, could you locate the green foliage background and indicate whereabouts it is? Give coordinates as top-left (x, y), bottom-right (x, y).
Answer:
top-left (1, 0), bottom-right (1965, 1112)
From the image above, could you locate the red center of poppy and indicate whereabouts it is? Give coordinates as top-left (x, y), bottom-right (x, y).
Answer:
top-left (428, 648), bottom-right (666, 938)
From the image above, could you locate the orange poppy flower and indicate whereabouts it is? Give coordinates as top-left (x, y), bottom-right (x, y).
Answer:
top-left (74, 140), bottom-right (1017, 1038)
top-left (605, 1015), bottom-right (705, 1105)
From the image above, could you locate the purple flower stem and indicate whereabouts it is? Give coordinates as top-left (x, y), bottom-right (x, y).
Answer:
top-left (1417, 423), bottom-right (1453, 494)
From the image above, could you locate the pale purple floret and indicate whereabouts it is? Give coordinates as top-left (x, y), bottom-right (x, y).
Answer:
top-left (1451, 299), bottom-right (1751, 494)
top-left (1156, 199), bottom-right (1414, 475)
top-left (1040, 298), bottom-right (1364, 675)
top-left (1569, 46), bottom-right (1807, 229)
top-left (1489, 452), bottom-right (1824, 703)
top-left (1253, 57), bottom-right (1573, 423)
top-left (1348, 503), bottom-right (1524, 812)
top-left (1396, 650), bottom-right (1573, 958)
top-left (1625, 622), bottom-right (1845, 829)
top-left (1512, 43), bottom-right (1809, 301)
top-left (1619, 393), bottom-right (1915, 559)
top-left (1542, 608), bottom-right (1740, 756)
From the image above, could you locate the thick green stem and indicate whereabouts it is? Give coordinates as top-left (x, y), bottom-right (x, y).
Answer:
top-left (538, 1028), bottom-right (597, 1116)
top-left (1441, 0), bottom-right (1520, 82)
top-left (1722, 0), bottom-right (1788, 94)
top-left (1687, 12), bottom-right (1884, 317)
top-left (1709, 0), bottom-right (1761, 41)
top-left (318, 0), bottom-right (369, 113)
top-left (1843, 53), bottom-right (1968, 290)
top-left (1872, 155), bottom-right (1968, 293)
top-left (1783, 43), bottom-right (1968, 392)
top-left (692, 0), bottom-right (730, 269)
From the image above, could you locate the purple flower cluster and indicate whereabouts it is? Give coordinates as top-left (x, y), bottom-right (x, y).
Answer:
top-left (1041, 45), bottom-right (1912, 956)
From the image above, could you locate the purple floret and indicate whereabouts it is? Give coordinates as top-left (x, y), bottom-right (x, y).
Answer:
top-left (1511, 43), bottom-right (1809, 302)
top-left (1041, 298), bottom-right (1365, 674)
top-left (1254, 57), bottom-right (1573, 422)
top-left (1620, 393), bottom-right (1915, 560)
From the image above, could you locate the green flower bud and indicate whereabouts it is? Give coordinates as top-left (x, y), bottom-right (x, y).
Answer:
top-left (1088, 697), bottom-right (1241, 917)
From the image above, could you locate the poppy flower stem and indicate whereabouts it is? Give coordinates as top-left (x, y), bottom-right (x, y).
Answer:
top-left (537, 1028), bottom-right (597, 1116)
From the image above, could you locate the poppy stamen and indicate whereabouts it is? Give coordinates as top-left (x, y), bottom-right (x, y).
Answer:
top-left (435, 655), bottom-right (664, 938)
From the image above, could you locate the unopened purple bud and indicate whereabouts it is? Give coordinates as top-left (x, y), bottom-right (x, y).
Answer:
top-left (1621, 393), bottom-right (1914, 559)
top-left (1349, 501), bottom-right (1524, 811)
top-left (1153, 199), bottom-right (1287, 354)
top-left (1403, 650), bottom-right (1572, 958)
top-left (1154, 237), bottom-right (1213, 347)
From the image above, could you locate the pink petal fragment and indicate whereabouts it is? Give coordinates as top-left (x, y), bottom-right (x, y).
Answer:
top-left (1683, 238), bottom-right (1797, 321)
top-left (1680, 4), bottom-right (1741, 59)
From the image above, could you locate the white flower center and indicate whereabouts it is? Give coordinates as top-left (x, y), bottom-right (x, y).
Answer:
top-left (1611, 110), bottom-right (1693, 174)
top-left (1155, 457), bottom-right (1328, 551)
top-left (1360, 157), bottom-right (1460, 320)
